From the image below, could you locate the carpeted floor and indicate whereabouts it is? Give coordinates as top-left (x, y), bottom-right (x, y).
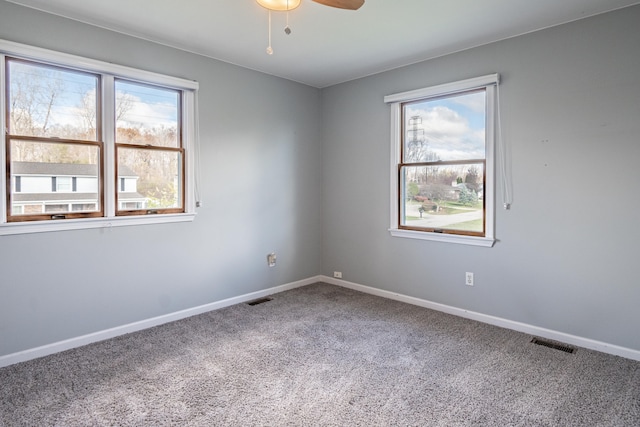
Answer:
top-left (1, 282), bottom-right (639, 426)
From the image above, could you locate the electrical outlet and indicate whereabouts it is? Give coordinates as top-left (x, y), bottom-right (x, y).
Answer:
top-left (465, 272), bottom-right (474, 286)
top-left (333, 271), bottom-right (342, 279)
top-left (267, 253), bottom-right (276, 267)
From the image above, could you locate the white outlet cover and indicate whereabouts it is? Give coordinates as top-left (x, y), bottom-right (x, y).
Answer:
top-left (465, 272), bottom-right (474, 286)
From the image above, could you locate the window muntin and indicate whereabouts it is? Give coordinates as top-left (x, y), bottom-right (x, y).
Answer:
top-left (400, 89), bottom-right (486, 236)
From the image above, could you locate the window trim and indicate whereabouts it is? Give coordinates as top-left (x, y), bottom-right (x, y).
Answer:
top-left (0, 39), bottom-right (199, 235)
top-left (385, 74), bottom-right (498, 247)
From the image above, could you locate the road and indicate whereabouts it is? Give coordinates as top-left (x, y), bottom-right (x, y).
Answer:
top-left (404, 204), bottom-right (482, 228)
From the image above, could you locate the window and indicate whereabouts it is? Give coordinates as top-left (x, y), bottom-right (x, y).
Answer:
top-left (115, 80), bottom-right (183, 215)
top-left (385, 74), bottom-right (498, 247)
top-left (1, 39), bottom-right (199, 235)
top-left (54, 177), bottom-right (73, 193)
top-left (6, 58), bottom-right (102, 221)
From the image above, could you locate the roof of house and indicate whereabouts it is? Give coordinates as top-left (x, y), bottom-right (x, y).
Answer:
top-left (11, 162), bottom-right (138, 177)
top-left (13, 192), bottom-right (145, 202)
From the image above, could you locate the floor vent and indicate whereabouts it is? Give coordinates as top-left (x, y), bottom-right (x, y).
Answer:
top-left (531, 337), bottom-right (575, 354)
top-left (246, 297), bottom-right (273, 306)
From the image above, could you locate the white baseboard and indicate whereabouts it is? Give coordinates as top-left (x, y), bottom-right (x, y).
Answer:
top-left (3, 274), bottom-right (639, 368)
top-left (0, 276), bottom-right (321, 368)
top-left (320, 275), bottom-right (640, 362)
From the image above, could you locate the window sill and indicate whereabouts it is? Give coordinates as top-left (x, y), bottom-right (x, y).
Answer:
top-left (389, 228), bottom-right (495, 247)
top-left (0, 213), bottom-right (196, 236)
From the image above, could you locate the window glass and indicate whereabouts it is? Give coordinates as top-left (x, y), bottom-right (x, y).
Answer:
top-left (115, 80), bottom-right (180, 148)
top-left (8, 59), bottom-right (99, 141)
top-left (117, 147), bottom-right (183, 212)
top-left (399, 89), bottom-right (486, 236)
top-left (9, 139), bottom-right (101, 218)
top-left (115, 80), bottom-right (183, 215)
top-left (403, 90), bottom-right (485, 162)
top-left (400, 163), bottom-right (484, 234)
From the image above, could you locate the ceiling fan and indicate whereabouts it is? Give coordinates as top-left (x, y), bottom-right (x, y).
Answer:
top-left (256, 0), bottom-right (365, 54)
top-left (256, 0), bottom-right (365, 11)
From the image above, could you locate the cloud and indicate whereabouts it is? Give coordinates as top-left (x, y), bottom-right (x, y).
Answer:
top-left (116, 92), bottom-right (178, 129)
top-left (406, 101), bottom-right (485, 161)
top-left (452, 90), bottom-right (485, 113)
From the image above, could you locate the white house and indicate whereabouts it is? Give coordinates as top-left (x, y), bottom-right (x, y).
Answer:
top-left (11, 162), bottom-right (146, 215)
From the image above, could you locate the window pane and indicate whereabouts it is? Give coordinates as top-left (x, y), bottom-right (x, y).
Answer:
top-left (115, 80), bottom-right (180, 148)
top-left (9, 139), bottom-right (101, 216)
top-left (403, 89), bottom-right (485, 162)
top-left (400, 164), bottom-right (484, 234)
top-left (117, 147), bottom-right (182, 211)
top-left (8, 59), bottom-right (99, 141)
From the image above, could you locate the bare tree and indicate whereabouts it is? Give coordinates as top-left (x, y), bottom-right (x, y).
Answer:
top-left (78, 89), bottom-right (97, 139)
top-left (39, 77), bottom-right (63, 135)
top-left (115, 91), bottom-right (135, 122)
top-left (9, 63), bottom-right (64, 137)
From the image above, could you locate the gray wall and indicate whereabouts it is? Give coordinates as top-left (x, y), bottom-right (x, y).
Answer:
top-left (321, 5), bottom-right (640, 351)
top-left (0, 1), bottom-right (322, 357)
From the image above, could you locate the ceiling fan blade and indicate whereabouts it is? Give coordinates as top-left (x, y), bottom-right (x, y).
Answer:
top-left (312, 0), bottom-right (365, 10)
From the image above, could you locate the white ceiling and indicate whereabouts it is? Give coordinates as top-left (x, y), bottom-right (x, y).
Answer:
top-left (6, 0), bottom-right (640, 88)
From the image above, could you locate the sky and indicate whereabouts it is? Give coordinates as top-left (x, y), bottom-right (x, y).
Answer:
top-left (115, 80), bottom-right (179, 130)
top-left (404, 89), bottom-right (486, 161)
top-left (9, 60), bottom-right (178, 135)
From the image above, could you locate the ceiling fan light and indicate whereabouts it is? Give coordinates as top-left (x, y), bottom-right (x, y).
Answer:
top-left (256, 0), bottom-right (301, 11)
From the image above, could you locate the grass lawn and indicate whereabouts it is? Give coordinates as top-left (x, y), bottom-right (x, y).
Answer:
top-left (447, 218), bottom-right (483, 231)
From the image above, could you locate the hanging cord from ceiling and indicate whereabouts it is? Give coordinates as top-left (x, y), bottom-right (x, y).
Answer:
top-left (266, 10), bottom-right (274, 54)
top-left (496, 82), bottom-right (512, 210)
top-left (262, 0), bottom-right (297, 54)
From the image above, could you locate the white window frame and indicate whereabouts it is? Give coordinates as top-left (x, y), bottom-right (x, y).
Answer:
top-left (384, 74), bottom-right (498, 247)
top-left (0, 39), bottom-right (199, 235)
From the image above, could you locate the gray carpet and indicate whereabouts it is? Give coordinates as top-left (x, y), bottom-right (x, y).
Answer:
top-left (1, 283), bottom-right (639, 426)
